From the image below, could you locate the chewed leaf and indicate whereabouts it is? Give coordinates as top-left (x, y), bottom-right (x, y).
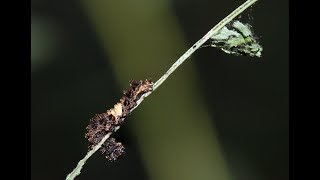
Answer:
top-left (207, 20), bottom-right (263, 57)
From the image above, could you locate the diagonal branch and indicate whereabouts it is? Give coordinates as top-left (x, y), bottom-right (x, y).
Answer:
top-left (66, 0), bottom-right (259, 179)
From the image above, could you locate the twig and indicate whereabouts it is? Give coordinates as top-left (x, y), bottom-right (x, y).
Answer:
top-left (66, 130), bottom-right (115, 180)
top-left (66, 0), bottom-right (259, 179)
top-left (152, 0), bottom-right (258, 91)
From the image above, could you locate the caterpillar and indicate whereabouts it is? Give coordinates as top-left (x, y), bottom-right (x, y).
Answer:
top-left (85, 79), bottom-right (153, 161)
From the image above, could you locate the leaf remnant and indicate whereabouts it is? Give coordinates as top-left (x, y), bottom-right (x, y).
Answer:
top-left (207, 20), bottom-right (263, 57)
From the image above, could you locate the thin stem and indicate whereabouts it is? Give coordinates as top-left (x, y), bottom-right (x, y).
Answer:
top-left (132, 0), bottom-right (258, 109)
top-left (153, 0), bottom-right (258, 91)
top-left (66, 0), bottom-right (258, 179)
top-left (66, 128), bottom-right (119, 180)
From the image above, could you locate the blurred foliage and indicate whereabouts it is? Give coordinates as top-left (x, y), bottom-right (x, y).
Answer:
top-left (31, 17), bottom-right (58, 71)
top-left (31, 0), bottom-right (288, 180)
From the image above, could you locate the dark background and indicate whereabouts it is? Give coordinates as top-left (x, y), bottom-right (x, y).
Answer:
top-left (31, 0), bottom-right (288, 179)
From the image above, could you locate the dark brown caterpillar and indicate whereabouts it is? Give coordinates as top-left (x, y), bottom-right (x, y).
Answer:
top-left (85, 79), bottom-right (153, 161)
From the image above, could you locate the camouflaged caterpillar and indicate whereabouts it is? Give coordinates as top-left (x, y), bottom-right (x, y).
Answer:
top-left (85, 79), bottom-right (153, 161)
